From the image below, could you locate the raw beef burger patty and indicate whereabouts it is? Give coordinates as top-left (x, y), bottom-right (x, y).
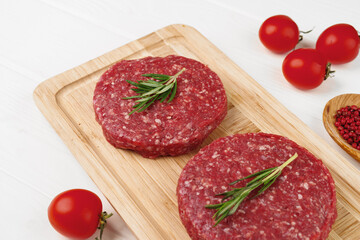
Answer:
top-left (93, 55), bottom-right (227, 158)
top-left (177, 133), bottom-right (337, 240)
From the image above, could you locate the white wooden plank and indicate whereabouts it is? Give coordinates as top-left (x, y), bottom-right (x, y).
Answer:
top-left (0, 0), bottom-right (129, 79)
top-left (0, 65), bottom-right (135, 239)
top-left (0, 170), bottom-right (59, 240)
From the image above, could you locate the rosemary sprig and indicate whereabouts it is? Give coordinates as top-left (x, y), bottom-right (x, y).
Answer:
top-left (205, 152), bottom-right (298, 226)
top-left (123, 68), bottom-right (186, 115)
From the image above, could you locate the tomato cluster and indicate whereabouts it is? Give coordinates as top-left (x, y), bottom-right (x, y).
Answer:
top-left (259, 15), bottom-right (360, 90)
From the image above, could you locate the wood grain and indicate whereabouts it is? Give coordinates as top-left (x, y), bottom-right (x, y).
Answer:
top-left (323, 94), bottom-right (360, 162)
top-left (33, 24), bottom-right (360, 240)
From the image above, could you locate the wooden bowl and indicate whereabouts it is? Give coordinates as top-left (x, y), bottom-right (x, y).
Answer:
top-left (323, 93), bottom-right (360, 162)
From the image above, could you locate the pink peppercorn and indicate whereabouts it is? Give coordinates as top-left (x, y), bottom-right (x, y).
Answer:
top-left (334, 105), bottom-right (360, 151)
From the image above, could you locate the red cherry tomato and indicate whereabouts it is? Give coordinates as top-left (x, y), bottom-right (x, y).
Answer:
top-left (48, 189), bottom-right (103, 239)
top-left (282, 48), bottom-right (332, 90)
top-left (316, 23), bottom-right (360, 64)
top-left (259, 15), bottom-right (300, 53)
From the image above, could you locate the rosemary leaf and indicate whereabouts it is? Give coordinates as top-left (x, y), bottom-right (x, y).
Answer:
top-left (205, 153), bottom-right (298, 226)
top-left (137, 85), bottom-right (153, 90)
top-left (129, 101), bottom-right (147, 115)
top-left (229, 167), bottom-right (276, 185)
top-left (132, 88), bottom-right (147, 94)
top-left (159, 89), bottom-right (172, 103)
top-left (246, 170), bottom-right (275, 187)
top-left (123, 95), bottom-right (142, 100)
top-left (168, 81), bottom-right (177, 102)
top-left (142, 73), bottom-right (171, 81)
top-left (253, 173), bottom-right (279, 198)
top-left (157, 83), bottom-right (174, 95)
top-left (144, 79), bottom-right (164, 85)
top-left (141, 82), bottom-right (163, 87)
top-left (135, 96), bottom-right (153, 103)
top-left (126, 80), bottom-right (141, 87)
top-left (141, 86), bottom-right (163, 97)
top-left (123, 68), bottom-right (185, 115)
top-left (138, 95), bottom-right (159, 112)
top-left (204, 202), bottom-right (224, 209)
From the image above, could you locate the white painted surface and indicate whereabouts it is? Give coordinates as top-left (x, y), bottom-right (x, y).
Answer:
top-left (0, 0), bottom-right (359, 239)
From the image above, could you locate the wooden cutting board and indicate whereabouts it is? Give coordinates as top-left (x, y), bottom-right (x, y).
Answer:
top-left (34, 24), bottom-right (360, 240)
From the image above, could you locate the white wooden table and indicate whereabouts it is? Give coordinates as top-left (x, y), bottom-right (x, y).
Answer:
top-left (1, 0), bottom-right (359, 239)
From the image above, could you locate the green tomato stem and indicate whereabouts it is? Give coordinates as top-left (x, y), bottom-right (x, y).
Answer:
top-left (95, 211), bottom-right (113, 240)
top-left (324, 62), bottom-right (335, 80)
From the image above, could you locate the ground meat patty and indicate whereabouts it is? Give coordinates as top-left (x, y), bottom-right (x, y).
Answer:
top-left (177, 133), bottom-right (337, 240)
top-left (93, 55), bottom-right (227, 158)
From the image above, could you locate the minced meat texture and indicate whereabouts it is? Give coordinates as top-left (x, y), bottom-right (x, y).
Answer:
top-left (93, 55), bottom-right (227, 158)
top-left (177, 133), bottom-right (337, 240)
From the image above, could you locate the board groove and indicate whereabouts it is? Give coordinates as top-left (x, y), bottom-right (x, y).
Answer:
top-left (34, 24), bottom-right (360, 240)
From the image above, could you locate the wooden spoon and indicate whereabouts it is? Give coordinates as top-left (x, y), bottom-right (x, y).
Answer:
top-left (323, 93), bottom-right (360, 162)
